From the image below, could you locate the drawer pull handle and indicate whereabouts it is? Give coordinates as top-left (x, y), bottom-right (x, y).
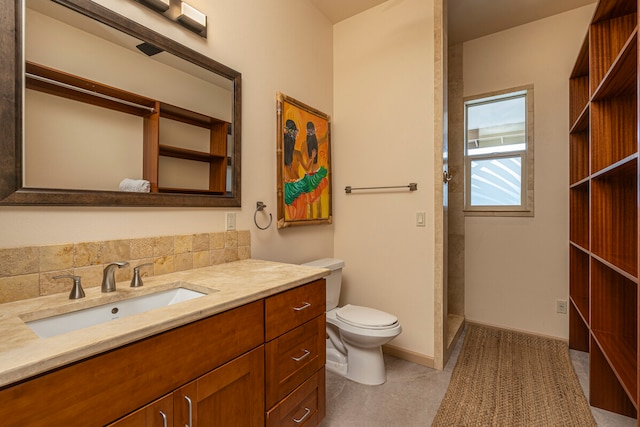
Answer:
top-left (184, 395), bottom-right (193, 427)
top-left (293, 407), bottom-right (311, 424)
top-left (293, 302), bottom-right (311, 311)
top-left (291, 349), bottom-right (311, 362)
top-left (159, 411), bottom-right (168, 427)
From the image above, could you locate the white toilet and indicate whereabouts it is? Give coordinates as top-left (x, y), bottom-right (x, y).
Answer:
top-left (302, 258), bottom-right (402, 385)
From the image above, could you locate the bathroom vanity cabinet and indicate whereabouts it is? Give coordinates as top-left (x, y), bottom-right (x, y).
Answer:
top-left (0, 278), bottom-right (326, 426)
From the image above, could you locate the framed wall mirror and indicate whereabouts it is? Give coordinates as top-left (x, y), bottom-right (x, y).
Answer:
top-left (0, 0), bottom-right (241, 207)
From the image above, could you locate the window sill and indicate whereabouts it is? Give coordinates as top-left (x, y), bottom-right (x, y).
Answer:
top-left (463, 209), bottom-right (534, 218)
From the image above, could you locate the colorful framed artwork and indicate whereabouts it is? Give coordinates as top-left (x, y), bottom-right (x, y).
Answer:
top-left (276, 92), bottom-right (332, 228)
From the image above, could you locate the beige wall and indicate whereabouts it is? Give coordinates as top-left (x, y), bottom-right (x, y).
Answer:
top-left (4, 0), bottom-right (595, 362)
top-left (333, 0), bottom-right (438, 358)
top-left (463, 5), bottom-right (595, 339)
top-left (2, 0), bottom-right (334, 266)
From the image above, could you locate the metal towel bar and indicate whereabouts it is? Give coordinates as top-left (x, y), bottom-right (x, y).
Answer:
top-left (345, 183), bottom-right (417, 193)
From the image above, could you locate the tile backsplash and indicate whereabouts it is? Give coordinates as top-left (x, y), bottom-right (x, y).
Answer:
top-left (0, 230), bottom-right (251, 304)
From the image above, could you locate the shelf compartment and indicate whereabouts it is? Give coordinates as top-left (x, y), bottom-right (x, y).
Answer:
top-left (25, 62), bottom-right (156, 117)
top-left (158, 187), bottom-right (225, 195)
top-left (591, 257), bottom-right (638, 405)
top-left (155, 104), bottom-right (230, 193)
top-left (570, 245), bottom-right (590, 322)
top-left (590, 336), bottom-right (638, 416)
top-left (592, 29), bottom-right (637, 101)
top-left (569, 302), bottom-right (589, 352)
top-left (570, 81), bottom-right (589, 130)
top-left (569, 182), bottom-right (590, 250)
top-left (158, 156), bottom-right (227, 194)
top-left (591, 159), bottom-right (638, 276)
top-left (590, 93), bottom-right (637, 173)
top-left (569, 33), bottom-right (589, 128)
top-left (589, 13), bottom-right (637, 95)
top-left (159, 102), bottom-right (227, 128)
top-left (159, 145), bottom-right (223, 162)
top-left (569, 129), bottom-right (589, 185)
top-left (592, 0), bottom-right (637, 24)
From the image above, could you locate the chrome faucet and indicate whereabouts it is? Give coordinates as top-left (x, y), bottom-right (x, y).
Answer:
top-left (101, 262), bottom-right (129, 293)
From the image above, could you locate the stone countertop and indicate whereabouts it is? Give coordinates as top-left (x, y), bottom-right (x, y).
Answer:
top-left (0, 259), bottom-right (329, 388)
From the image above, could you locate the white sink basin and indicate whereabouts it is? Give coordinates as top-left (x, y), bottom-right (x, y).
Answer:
top-left (26, 287), bottom-right (207, 338)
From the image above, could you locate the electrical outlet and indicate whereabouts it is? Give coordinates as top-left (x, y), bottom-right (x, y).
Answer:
top-left (225, 212), bottom-right (236, 231)
top-left (556, 300), bottom-right (567, 314)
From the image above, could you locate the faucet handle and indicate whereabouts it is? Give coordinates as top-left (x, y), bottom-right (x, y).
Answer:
top-left (53, 274), bottom-right (85, 300)
top-left (131, 262), bottom-right (154, 288)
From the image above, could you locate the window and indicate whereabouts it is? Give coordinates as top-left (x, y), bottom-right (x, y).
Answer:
top-left (464, 86), bottom-right (534, 216)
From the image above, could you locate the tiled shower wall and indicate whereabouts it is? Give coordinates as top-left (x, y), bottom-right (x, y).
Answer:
top-left (0, 230), bottom-right (251, 304)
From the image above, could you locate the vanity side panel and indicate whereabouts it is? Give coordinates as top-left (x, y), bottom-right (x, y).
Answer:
top-left (0, 300), bottom-right (264, 426)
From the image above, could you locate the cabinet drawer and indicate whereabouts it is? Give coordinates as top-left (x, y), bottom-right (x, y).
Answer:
top-left (266, 368), bottom-right (326, 427)
top-left (266, 315), bottom-right (326, 407)
top-left (265, 279), bottom-right (326, 341)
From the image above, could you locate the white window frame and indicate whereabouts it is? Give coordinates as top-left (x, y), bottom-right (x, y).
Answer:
top-left (463, 85), bottom-right (534, 217)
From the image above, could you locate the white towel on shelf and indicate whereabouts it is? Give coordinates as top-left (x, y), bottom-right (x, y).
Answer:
top-left (119, 178), bottom-right (151, 193)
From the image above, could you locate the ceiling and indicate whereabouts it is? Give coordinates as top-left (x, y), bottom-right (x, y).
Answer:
top-left (447, 0), bottom-right (596, 44)
top-left (311, 0), bottom-right (596, 44)
top-left (309, 0), bottom-right (387, 24)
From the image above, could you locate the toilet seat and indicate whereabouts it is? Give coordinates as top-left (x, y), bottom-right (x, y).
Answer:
top-left (336, 304), bottom-right (399, 330)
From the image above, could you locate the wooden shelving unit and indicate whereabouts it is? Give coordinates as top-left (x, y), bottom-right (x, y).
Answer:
top-left (157, 102), bottom-right (229, 194)
top-left (25, 61), bottom-right (230, 194)
top-left (568, 0), bottom-right (639, 421)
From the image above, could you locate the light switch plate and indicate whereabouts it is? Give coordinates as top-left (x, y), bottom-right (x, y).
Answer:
top-left (226, 212), bottom-right (236, 231)
top-left (416, 212), bottom-right (426, 227)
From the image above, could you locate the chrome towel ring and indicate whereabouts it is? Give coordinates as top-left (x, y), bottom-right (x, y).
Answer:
top-left (254, 201), bottom-right (273, 230)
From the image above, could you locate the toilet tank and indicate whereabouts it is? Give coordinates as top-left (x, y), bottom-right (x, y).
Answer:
top-left (302, 258), bottom-right (345, 311)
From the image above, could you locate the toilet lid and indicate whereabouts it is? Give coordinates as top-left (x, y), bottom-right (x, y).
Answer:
top-left (336, 304), bottom-right (399, 329)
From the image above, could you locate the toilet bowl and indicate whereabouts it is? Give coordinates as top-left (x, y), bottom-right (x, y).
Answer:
top-left (302, 258), bottom-right (402, 385)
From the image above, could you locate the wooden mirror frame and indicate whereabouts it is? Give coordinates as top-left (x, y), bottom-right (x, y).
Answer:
top-left (0, 0), bottom-right (241, 207)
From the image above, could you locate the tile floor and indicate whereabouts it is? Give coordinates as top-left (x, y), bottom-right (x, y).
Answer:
top-left (319, 331), bottom-right (636, 426)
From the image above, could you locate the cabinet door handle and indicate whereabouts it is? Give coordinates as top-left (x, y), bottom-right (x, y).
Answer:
top-left (293, 302), bottom-right (311, 311)
top-left (291, 349), bottom-right (311, 362)
top-left (159, 410), bottom-right (168, 427)
top-left (293, 407), bottom-right (311, 424)
top-left (184, 395), bottom-right (193, 427)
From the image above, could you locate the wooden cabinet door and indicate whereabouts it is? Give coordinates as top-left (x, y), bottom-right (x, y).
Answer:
top-left (174, 346), bottom-right (265, 427)
top-left (107, 394), bottom-right (173, 427)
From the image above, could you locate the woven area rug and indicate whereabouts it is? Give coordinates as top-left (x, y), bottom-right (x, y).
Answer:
top-left (432, 324), bottom-right (596, 427)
